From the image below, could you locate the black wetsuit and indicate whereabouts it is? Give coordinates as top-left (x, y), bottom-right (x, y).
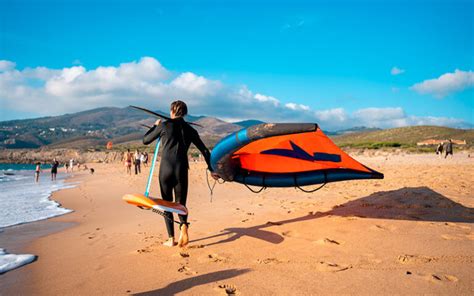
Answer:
top-left (445, 141), bottom-right (453, 158)
top-left (143, 117), bottom-right (212, 238)
top-left (51, 161), bottom-right (59, 174)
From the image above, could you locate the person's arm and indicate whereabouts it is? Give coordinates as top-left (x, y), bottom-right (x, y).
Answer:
top-left (143, 121), bottom-right (163, 145)
top-left (190, 129), bottom-right (213, 172)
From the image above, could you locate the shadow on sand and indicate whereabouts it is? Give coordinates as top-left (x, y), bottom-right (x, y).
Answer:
top-left (133, 268), bottom-right (250, 295)
top-left (191, 187), bottom-right (474, 247)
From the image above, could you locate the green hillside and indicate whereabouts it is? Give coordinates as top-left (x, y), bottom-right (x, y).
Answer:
top-left (332, 126), bottom-right (474, 149)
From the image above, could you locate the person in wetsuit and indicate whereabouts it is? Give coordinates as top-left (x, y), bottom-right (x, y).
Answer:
top-left (444, 139), bottom-right (453, 159)
top-left (51, 158), bottom-right (59, 181)
top-left (143, 100), bottom-right (219, 247)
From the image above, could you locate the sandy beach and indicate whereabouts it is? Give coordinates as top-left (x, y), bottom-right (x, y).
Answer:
top-left (1, 153), bottom-right (473, 295)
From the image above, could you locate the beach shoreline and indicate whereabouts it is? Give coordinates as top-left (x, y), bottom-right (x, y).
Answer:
top-left (0, 167), bottom-right (88, 281)
top-left (1, 154), bottom-right (473, 295)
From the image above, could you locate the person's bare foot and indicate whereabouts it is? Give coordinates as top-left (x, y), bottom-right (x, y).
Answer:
top-left (163, 237), bottom-right (176, 247)
top-left (178, 224), bottom-right (189, 248)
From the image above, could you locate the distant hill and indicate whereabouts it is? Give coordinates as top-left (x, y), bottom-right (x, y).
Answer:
top-left (0, 107), bottom-right (244, 149)
top-left (233, 119), bottom-right (266, 128)
top-left (324, 126), bottom-right (381, 136)
top-left (332, 126), bottom-right (474, 148)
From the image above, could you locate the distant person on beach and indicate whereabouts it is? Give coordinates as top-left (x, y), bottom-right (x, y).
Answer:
top-left (51, 158), bottom-right (59, 181)
top-left (123, 149), bottom-right (133, 175)
top-left (141, 152), bottom-right (148, 168)
top-left (143, 100), bottom-right (219, 248)
top-left (65, 162), bottom-right (69, 173)
top-left (444, 139), bottom-right (453, 158)
top-left (35, 162), bottom-right (42, 183)
top-left (69, 158), bottom-right (75, 172)
top-left (134, 149), bottom-right (141, 174)
top-left (436, 142), bottom-right (443, 158)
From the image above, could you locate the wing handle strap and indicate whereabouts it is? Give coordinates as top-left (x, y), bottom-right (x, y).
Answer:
top-left (205, 169), bottom-right (225, 202)
top-left (294, 171), bottom-right (327, 193)
top-left (243, 174), bottom-right (267, 194)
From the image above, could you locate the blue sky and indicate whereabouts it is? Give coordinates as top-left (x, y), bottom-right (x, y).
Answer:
top-left (0, 0), bottom-right (473, 129)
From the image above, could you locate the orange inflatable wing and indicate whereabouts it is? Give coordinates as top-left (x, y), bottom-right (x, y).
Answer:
top-left (211, 123), bottom-right (383, 188)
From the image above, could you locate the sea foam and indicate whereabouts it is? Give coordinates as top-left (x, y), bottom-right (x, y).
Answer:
top-left (0, 166), bottom-right (77, 274)
top-left (0, 248), bottom-right (37, 274)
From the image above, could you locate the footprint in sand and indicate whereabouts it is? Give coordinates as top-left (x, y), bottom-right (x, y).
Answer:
top-left (444, 222), bottom-right (471, 231)
top-left (177, 265), bottom-right (197, 276)
top-left (316, 261), bottom-right (352, 272)
top-left (136, 248), bottom-right (150, 254)
top-left (208, 253), bottom-right (229, 263)
top-left (188, 244), bottom-right (205, 249)
top-left (314, 238), bottom-right (343, 245)
top-left (136, 241), bottom-right (162, 254)
top-left (217, 284), bottom-right (237, 295)
top-left (397, 255), bottom-right (437, 264)
top-left (142, 236), bottom-right (153, 242)
top-left (356, 254), bottom-right (382, 267)
top-left (179, 251), bottom-right (190, 258)
top-left (369, 224), bottom-right (397, 232)
top-left (257, 257), bottom-right (284, 264)
top-left (417, 273), bottom-right (459, 283)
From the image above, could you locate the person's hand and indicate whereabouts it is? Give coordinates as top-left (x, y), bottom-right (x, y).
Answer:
top-left (211, 172), bottom-right (220, 180)
top-left (154, 119), bottom-right (162, 126)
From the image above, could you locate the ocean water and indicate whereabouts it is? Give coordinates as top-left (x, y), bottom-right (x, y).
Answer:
top-left (0, 163), bottom-right (77, 274)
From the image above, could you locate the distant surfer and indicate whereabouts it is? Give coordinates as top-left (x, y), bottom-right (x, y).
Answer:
top-left (124, 149), bottom-right (133, 175)
top-left (444, 139), bottom-right (453, 159)
top-left (141, 152), bottom-right (148, 168)
top-left (134, 149), bottom-right (141, 175)
top-left (143, 100), bottom-right (219, 247)
top-left (51, 158), bottom-right (59, 181)
top-left (35, 162), bottom-right (42, 183)
top-left (435, 142), bottom-right (443, 158)
top-left (69, 158), bottom-right (75, 172)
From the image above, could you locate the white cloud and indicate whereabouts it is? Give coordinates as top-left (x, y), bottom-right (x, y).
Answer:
top-left (314, 108), bottom-right (347, 123)
top-left (352, 107), bottom-right (407, 128)
top-left (0, 60), bottom-right (16, 72)
top-left (285, 102), bottom-right (309, 111)
top-left (171, 72), bottom-right (222, 97)
top-left (411, 69), bottom-right (474, 98)
top-left (0, 57), bottom-right (471, 130)
top-left (254, 93), bottom-right (280, 107)
top-left (390, 66), bottom-right (405, 75)
top-left (353, 107), bottom-right (405, 121)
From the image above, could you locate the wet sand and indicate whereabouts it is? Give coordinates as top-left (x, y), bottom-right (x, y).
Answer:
top-left (1, 154), bottom-right (473, 295)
